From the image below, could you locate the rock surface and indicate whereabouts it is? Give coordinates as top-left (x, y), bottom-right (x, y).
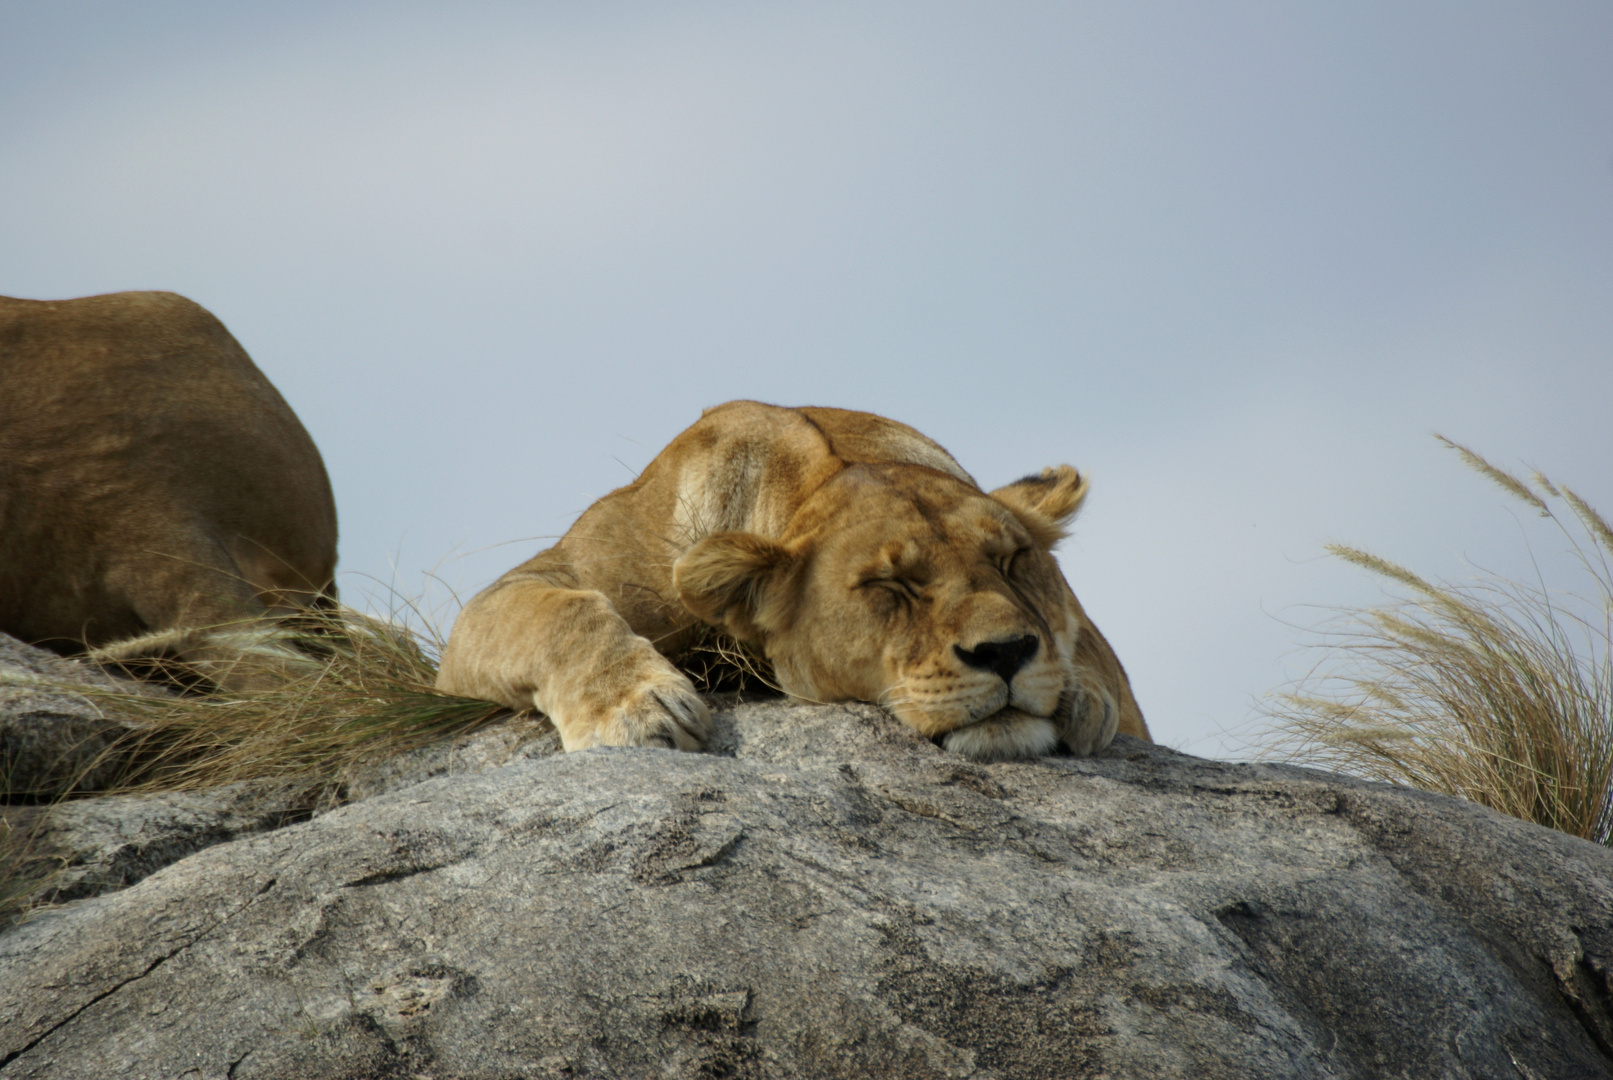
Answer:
top-left (0, 635), bottom-right (159, 798)
top-left (3, 695), bottom-right (1612, 1079)
top-left (0, 633), bottom-right (545, 913)
top-left (8, 782), bottom-right (310, 907)
top-left (1, 634), bottom-right (310, 912)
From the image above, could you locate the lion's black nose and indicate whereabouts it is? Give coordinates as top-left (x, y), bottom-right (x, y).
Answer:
top-left (954, 634), bottom-right (1039, 684)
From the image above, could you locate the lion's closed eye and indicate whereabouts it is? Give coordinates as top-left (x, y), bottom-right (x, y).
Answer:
top-left (998, 547), bottom-right (1031, 578)
top-left (860, 576), bottom-right (923, 605)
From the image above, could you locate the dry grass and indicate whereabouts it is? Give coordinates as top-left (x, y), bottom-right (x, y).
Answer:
top-left (74, 609), bottom-right (772, 798)
top-left (677, 623), bottom-right (781, 697)
top-left (65, 572), bottom-right (779, 794)
top-left (1263, 438), bottom-right (1613, 844)
top-left (75, 605), bottom-right (511, 797)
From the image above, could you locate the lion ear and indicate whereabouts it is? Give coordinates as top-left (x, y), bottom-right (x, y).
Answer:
top-left (673, 532), bottom-right (801, 643)
top-left (989, 465), bottom-right (1089, 549)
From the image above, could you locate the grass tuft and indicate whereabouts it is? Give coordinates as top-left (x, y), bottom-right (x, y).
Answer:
top-left (1263, 438), bottom-right (1613, 844)
top-left (4, 602), bottom-right (511, 805)
top-left (77, 606), bottom-right (511, 797)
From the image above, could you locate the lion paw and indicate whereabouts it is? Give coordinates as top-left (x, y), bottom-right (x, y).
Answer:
top-left (603, 678), bottom-right (712, 751)
top-left (557, 665), bottom-right (712, 752)
top-left (1062, 687), bottom-right (1119, 756)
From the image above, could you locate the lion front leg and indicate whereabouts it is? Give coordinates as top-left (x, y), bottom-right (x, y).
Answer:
top-left (436, 582), bottom-right (711, 751)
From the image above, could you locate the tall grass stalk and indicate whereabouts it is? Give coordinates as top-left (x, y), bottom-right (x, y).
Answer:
top-left (1265, 439), bottom-right (1613, 844)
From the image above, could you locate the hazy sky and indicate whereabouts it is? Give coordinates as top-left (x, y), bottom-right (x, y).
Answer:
top-left (4, 2), bottom-right (1610, 757)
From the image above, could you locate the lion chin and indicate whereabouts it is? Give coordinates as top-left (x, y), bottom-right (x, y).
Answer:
top-left (940, 710), bottom-right (1061, 762)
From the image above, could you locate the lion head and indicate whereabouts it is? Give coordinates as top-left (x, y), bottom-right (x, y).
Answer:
top-left (672, 460), bottom-right (1140, 760)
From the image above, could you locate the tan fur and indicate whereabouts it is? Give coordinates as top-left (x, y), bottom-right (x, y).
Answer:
top-left (0, 291), bottom-right (338, 688)
top-left (438, 401), bottom-right (1149, 758)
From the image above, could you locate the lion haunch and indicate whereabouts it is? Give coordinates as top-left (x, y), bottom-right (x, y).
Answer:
top-left (0, 291), bottom-right (337, 687)
top-left (438, 401), bottom-right (1148, 760)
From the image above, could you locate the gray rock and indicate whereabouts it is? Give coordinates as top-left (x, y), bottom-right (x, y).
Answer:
top-left (337, 712), bottom-right (559, 805)
top-left (1, 635), bottom-right (315, 917)
top-left (2, 699), bottom-right (1611, 1079)
top-left (2, 631), bottom-right (553, 913)
top-left (4, 713), bottom-right (555, 915)
top-left (8, 782), bottom-right (312, 907)
top-left (0, 635), bottom-right (155, 798)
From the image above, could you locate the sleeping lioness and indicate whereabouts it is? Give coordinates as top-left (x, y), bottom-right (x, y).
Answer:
top-left (439, 401), bottom-right (1147, 760)
top-left (0, 291), bottom-right (338, 688)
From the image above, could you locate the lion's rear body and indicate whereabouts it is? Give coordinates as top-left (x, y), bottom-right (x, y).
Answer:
top-left (0, 291), bottom-right (337, 653)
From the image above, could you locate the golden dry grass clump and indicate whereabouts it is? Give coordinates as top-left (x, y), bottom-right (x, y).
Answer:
top-left (3, 605), bottom-right (508, 808)
top-left (77, 607), bottom-right (510, 797)
top-left (1265, 438), bottom-right (1613, 845)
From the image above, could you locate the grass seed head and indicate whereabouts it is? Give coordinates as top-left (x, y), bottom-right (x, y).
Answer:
top-left (1263, 439), bottom-right (1613, 845)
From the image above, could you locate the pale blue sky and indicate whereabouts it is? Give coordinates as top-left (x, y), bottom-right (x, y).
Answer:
top-left (4, 2), bottom-right (1610, 755)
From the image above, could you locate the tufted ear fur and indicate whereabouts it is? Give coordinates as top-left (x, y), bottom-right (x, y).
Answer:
top-left (989, 465), bottom-right (1089, 550)
top-left (673, 532), bottom-right (802, 644)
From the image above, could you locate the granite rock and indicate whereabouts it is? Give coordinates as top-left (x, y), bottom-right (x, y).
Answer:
top-left (0, 635), bottom-right (154, 799)
top-left (2, 698), bottom-right (1611, 1079)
